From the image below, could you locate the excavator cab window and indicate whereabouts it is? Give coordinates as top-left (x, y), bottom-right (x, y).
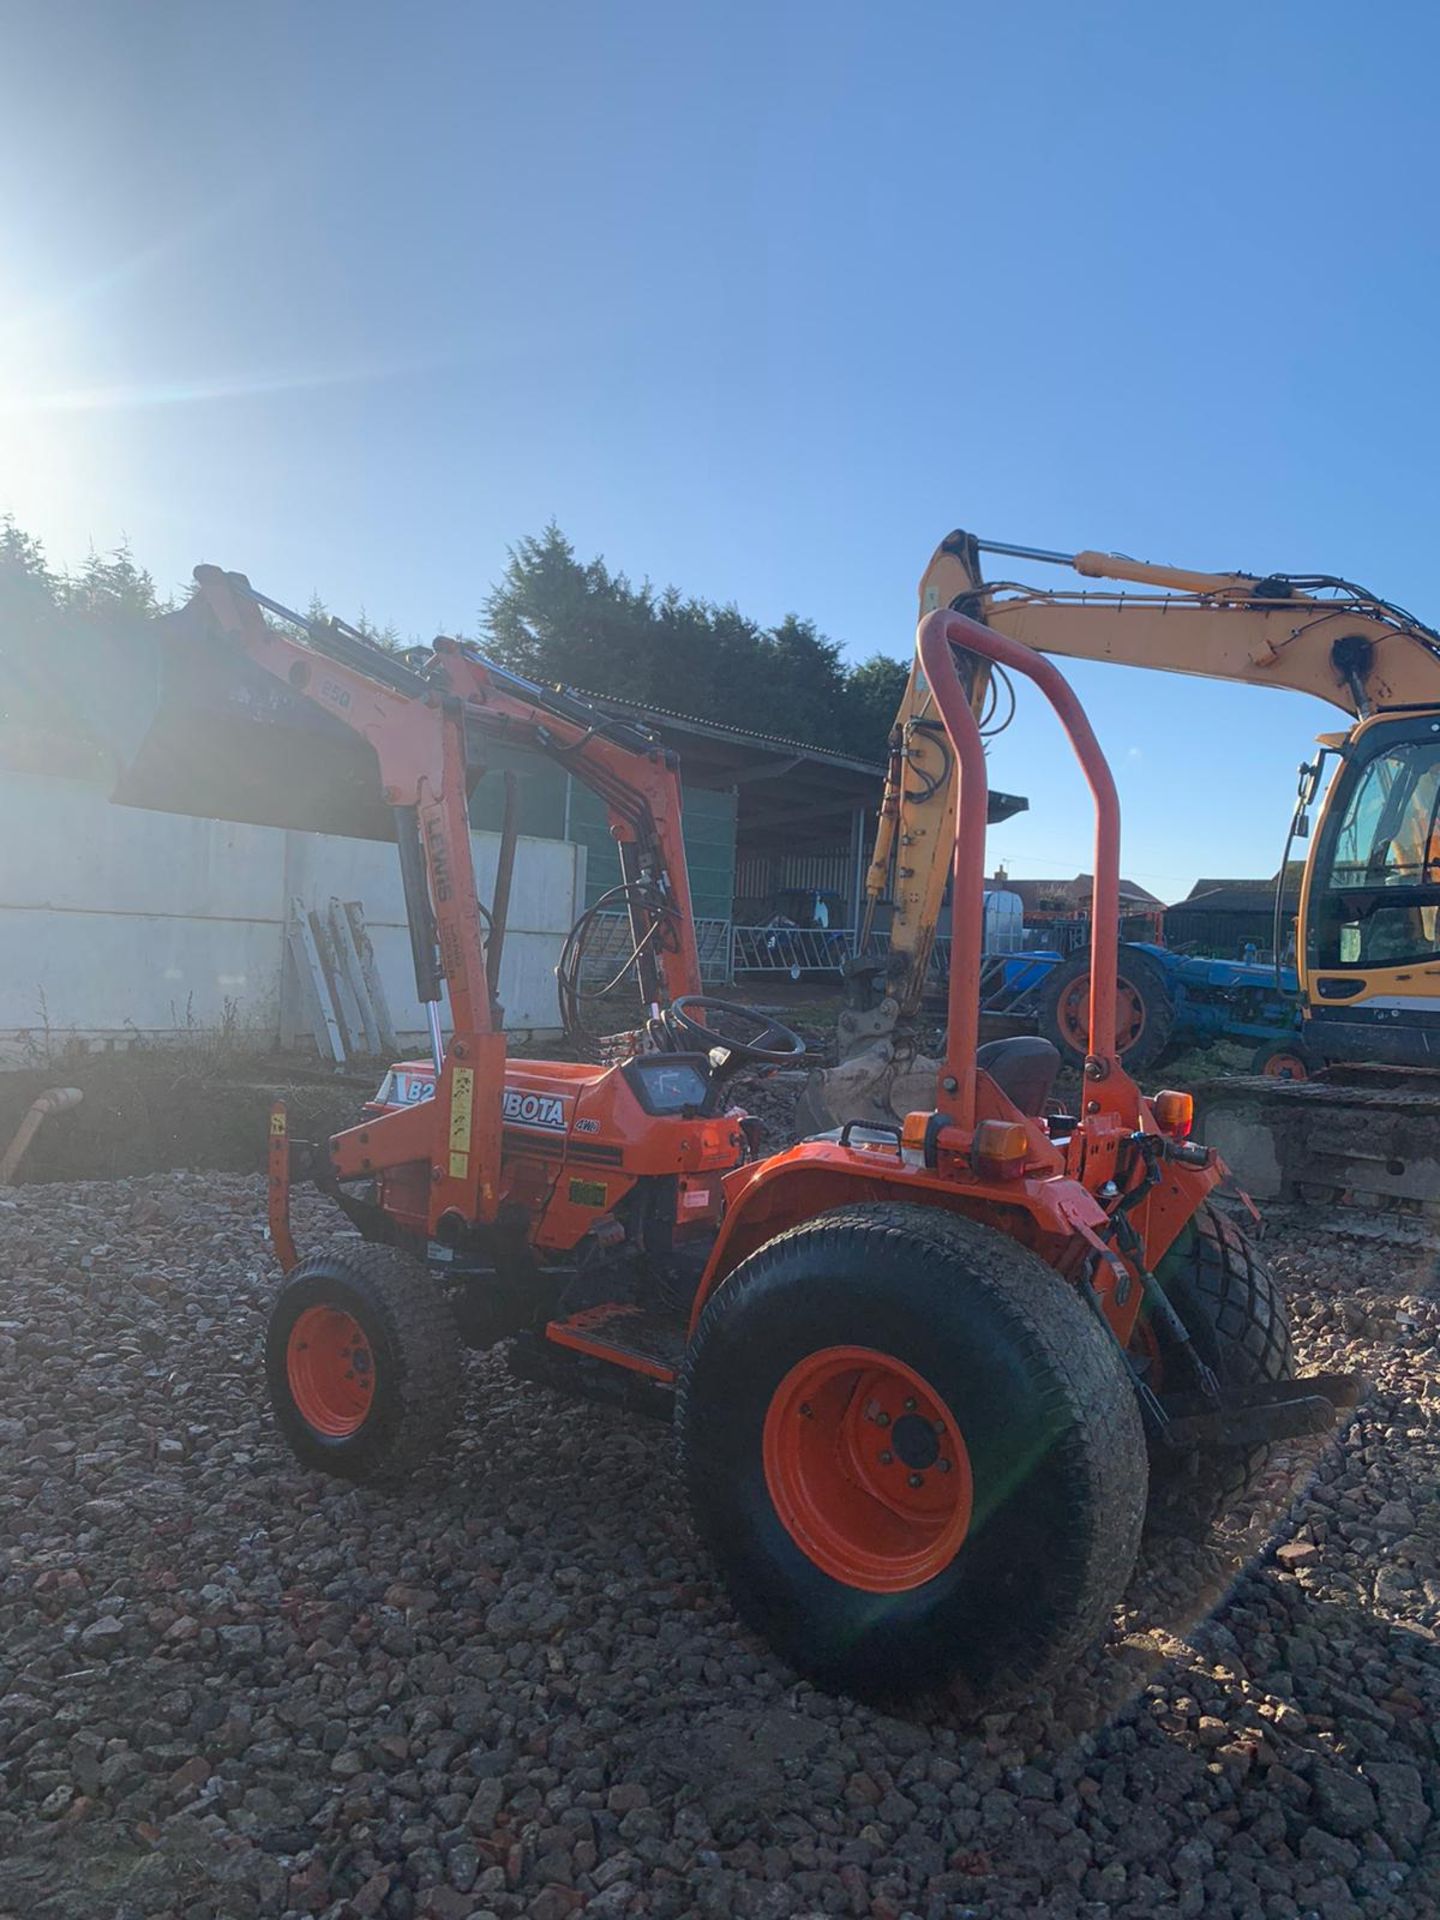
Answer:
top-left (1311, 721), bottom-right (1440, 968)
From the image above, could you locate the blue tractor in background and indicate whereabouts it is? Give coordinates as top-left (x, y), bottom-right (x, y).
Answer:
top-left (986, 942), bottom-right (1307, 1079)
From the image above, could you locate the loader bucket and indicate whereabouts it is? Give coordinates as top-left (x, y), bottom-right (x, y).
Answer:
top-left (108, 594), bottom-right (399, 840)
top-left (1, 602), bottom-right (168, 784)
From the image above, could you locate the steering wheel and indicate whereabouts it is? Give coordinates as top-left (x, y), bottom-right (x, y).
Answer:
top-left (665, 995), bottom-right (806, 1068)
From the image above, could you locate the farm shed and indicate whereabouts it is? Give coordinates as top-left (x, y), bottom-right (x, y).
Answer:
top-left (469, 694), bottom-right (1027, 972)
top-left (1165, 868), bottom-right (1304, 957)
top-left (2, 596), bottom-right (1030, 1041)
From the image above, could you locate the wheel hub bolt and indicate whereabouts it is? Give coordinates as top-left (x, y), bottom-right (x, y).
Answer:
top-left (938, 1458), bottom-right (952, 1474)
top-left (876, 1411), bottom-right (891, 1427)
top-left (799, 1402), bottom-right (813, 1418)
top-left (904, 1397), bottom-right (916, 1411)
top-left (908, 1473), bottom-right (924, 1489)
top-left (878, 1450), bottom-right (893, 1465)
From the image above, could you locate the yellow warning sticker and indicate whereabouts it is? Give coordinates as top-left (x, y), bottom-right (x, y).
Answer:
top-left (448, 1067), bottom-right (474, 1179)
top-left (269, 1110), bottom-right (287, 1136)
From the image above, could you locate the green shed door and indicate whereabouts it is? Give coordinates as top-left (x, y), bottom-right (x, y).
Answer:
top-left (678, 785), bottom-right (738, 921)
top-left (466, 740), bottom-right (569, 839)
top-left (568, 779), bottom-right (736, 920)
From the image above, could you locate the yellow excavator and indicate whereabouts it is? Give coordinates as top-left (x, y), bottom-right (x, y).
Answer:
top-left (803, 530), bottom-right (1440, 1210)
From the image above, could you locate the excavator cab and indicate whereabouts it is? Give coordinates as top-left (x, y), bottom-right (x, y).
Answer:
top-left (1299, 712), bottom-right (1440, 1066)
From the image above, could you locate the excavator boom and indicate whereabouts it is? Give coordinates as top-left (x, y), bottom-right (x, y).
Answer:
top-left (921, 531), bottom-right (1440, 718)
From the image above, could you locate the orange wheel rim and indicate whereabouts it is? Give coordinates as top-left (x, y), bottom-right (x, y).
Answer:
top-left (1262, 1052), bottom-right (1308, 1080)
top-left (762, 1346), bottom-right (973, 1593)
top-left (1057, 978), bottom-right (1090, 1049)
top-left (286, 1305), bottom-right (376, 1437)
top-left (1057, 976), bottom-right (1146, 1054)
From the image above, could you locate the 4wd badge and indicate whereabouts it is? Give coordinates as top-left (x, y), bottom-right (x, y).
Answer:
top-left (502, 1088), bottom-right (568, 1132)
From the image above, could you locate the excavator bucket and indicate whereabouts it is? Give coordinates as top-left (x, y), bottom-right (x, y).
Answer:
top-left (793, 954), bottom-right (942, 1134)
top-left (793, 1044), bottom-right (942, 1135)
top-left (107, 594), bottom-right (401, 840)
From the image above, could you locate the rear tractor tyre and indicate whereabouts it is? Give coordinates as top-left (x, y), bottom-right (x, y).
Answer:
top-left (1137, 1204), bottom-right (1295, 1536)
top-left (677, 1203), bottom-right (1147, 1704)
top-left (266, 1239), bottom-right (463, 1484)
top-left (1037, 945), bottom-right (1175, 1075)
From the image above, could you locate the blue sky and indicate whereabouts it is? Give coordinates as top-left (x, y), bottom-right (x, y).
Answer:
top-left (4, 1), bottom-right (1439, 902)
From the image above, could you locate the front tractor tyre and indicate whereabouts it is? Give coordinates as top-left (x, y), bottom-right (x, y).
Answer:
top-left (266, 1240), bottom-right (463, 1484)
top-left (677, 1204), bottom-right (1147, 1704)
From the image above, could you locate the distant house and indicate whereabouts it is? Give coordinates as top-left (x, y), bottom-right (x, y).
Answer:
top-left (1165, 867), bottom-right (1304, 957)
top-left (990, 868), bottom-right (1165, 948)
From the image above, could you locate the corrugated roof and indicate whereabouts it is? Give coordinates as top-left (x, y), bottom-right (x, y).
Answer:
top-left (578, 687), bottom-right (1029, 841)
top-left (1171, 879), bottom-right (1298, 915)
top-left (1185, 877), bottom-right (1257, 899)
top-left (579, 688), bottom-right (886, 776)
top-left (1174, 863), bottom-right (1304, 913)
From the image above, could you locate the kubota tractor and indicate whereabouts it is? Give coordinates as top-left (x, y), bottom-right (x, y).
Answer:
top-left (120, 571), bottom-right (1355, 1702)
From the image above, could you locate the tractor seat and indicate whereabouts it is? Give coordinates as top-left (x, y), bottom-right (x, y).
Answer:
top-left (976, 1036), bottom-right (1061, 1116)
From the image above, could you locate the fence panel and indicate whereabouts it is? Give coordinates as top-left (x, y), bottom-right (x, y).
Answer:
top-left (732, 926), bottom-right (852, 976)
top-left (577, 913), bottom-right (732, 992)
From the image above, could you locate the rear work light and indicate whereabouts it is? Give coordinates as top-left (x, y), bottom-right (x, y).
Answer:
top-left (973, 1119), bottom-right (1030, 1180)
top-left (1153, 1089), bottom-right (1194, 1140)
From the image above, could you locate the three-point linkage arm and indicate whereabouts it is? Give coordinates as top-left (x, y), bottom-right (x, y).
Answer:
top-left (171, 567), bottom-right (701, 1235)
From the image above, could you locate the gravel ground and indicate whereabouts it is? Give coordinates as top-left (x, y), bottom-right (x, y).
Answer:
top-left (2, 1175), bottom-right (1440, 1920)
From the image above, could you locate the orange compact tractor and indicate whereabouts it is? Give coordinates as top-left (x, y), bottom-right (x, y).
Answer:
top-left (126, 572), bottom-right (1355, 1701)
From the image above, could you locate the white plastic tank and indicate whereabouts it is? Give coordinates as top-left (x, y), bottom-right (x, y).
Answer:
top-left (982, 887), bottom-right (1025, 954)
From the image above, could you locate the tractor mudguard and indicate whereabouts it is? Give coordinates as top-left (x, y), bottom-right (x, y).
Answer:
top-left (688, 1139), bottom-right (1113, 1337)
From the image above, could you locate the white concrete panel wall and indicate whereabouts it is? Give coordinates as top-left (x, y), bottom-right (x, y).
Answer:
top-left (0, 773), bottom-right (581, 1056)
top-left (283, 826), bottom-right (581, 1041)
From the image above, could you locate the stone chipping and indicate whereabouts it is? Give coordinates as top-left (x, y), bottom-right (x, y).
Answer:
top-left (1, 1171), bottom-right (1439, 1919)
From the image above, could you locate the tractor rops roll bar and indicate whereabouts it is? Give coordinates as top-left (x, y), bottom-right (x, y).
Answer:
top-left (915, 609), bottom-right (1122, 1130)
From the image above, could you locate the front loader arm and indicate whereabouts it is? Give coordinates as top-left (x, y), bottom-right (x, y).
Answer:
top-left (188, 567), bottom-right (505, 1229)
top-left (168, 570), bottom-right (702, 1019)
top-left (438, 645), bottom-right (702, 1008)
top-left (173, 568), bottom-right (706, 1235)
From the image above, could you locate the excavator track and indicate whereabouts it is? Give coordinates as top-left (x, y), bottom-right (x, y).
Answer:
top-left (1193, 1074), bottom-right (1440, 1216)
